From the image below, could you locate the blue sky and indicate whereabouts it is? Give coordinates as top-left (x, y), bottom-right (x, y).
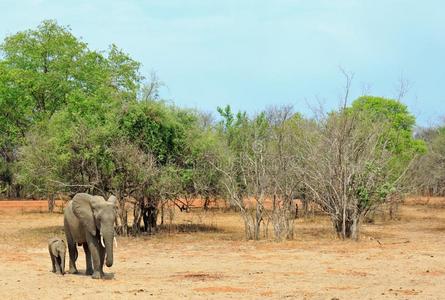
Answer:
top-left (0, 0), bottom-right (444, 126)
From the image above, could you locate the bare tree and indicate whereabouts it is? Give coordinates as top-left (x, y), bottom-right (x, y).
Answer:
top-left (407, 126), bottom-right (445, 196)
top-left (265, 105), bottom-right (304, 240)
top-left (214, 106), bottom-right (307, 240)
top-left (298, 110), bottom-right (406, 239)
top-left (212, 111), bottom-right (270, 240)
top-left (140, 72), bottom-right (164, 101)
top-left (395, 73), bottom-right (411, 101)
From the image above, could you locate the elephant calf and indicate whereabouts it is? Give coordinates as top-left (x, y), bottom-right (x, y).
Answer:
top-left (48, 237), bottom-right (66, 275)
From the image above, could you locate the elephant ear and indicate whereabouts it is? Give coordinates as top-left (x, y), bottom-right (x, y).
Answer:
top-left (107, 195), bottom-right (118, 208)
top-left (72, 193), bottom-right (97, 236)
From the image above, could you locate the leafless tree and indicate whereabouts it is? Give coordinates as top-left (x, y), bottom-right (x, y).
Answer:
top-left (297, 110), bottom-right (406, 239)
top-left (265, 105), bottom-right (305, 240)
top-left (214, 106), bottom-right (308, 240)
top-left (140, 71), bottom-right (164, 101)
top-left (212, 113), bottom-right (270, 240)
top-left (407, 126), bottom-right (445, 196)
top-left (395, 73), bottom-right (411, 101)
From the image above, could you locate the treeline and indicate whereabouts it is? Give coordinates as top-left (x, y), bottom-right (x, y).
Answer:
top-left (0, 21), bottom-right (441, 240)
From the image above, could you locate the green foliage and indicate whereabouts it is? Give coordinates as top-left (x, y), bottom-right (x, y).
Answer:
top-left (350, 96), bottom-right (426, 155)
top-left (15, 125), bottom-right (59, 195)
top-left (349, 96), bottom-right (426, 182)
top-left (0, 19), bottom-right (141, 137)
top-left (119, 100), bottom-right (194, 165)
top-left (0, 20), bottom-right (145, 196)
top-left (1, 20), bottom-right (87, 119)
top-left (107, 44), bottom-right (142, 100)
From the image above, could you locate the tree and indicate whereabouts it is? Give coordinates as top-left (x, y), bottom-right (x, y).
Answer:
top-left (0, 20), bottom-right (143, 199)
top-left (0, 20), bottom-right (88, 119)
top-left (298, 97), bottom-right (425, 239)
top-left (349, 96), bottom-right (426, 218)
top-left (213, 106), bottom-right (267, 239)
top-left (120, 100), bottom-right (191, 165)
top-left (408, 125), bottom-right (445, 196)
top-left (349, 96), bottom-right (425, 163)
top-left (214, 105), bottom-right (315, 240)
top-left (108, 138), bottom-right (157, 235)
top-left (264, 105), bottom-right (306, 239)
top-left (15, 126), bottom-right (59, 210)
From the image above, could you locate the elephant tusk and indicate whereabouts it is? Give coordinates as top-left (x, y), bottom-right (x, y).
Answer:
top-left (114, 236), bottom-right (118, 248)
top-left (100, 234), bottom-right (105, 248)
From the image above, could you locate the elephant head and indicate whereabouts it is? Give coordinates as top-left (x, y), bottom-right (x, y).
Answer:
top-left (72, 194), bottom-right (117, 267)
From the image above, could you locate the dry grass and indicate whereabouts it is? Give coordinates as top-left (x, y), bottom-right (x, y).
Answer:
top-left (0, 199), bottom-right (444, 299)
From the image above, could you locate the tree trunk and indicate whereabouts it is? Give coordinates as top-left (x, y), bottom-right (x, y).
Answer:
top-left (48, 193), bottom-right (55, 213)
top-left (116, 197), bottom-right (128, 236)
top-left (121, 211), bottom-right (128, 236)
top-left (333, 211), bottom-right (360, 240)
top-left (132, 201), bottom-right (142, 234)
top-left (242, 213), bottom-right (254, 240)
top-left (300, 187), bottom-right (309, 217)
top-left (254, 205), bottom-right (263, 240)
top-left (350, 216), bottom-right (359, 240)
top-left (389, 194), bottom-right (400, 220)
top-left (285, 199), bottom-right (295, 239)
top-left (203, 196), bottom-right (210, 210)
top-left (14, 184), bottom-right (22, 199)
top-left (160, 202), bottom-right (164, 225)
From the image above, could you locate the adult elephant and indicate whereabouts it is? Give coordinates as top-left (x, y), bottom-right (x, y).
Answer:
top-left (64, 193), bottom-right (117, 279)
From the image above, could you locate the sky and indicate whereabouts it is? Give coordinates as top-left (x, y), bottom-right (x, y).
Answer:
top-left (0, 0), bottom-right (444, 126)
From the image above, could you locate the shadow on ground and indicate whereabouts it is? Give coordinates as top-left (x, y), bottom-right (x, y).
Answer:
top-left (157, 223), bottom-right (222, 233)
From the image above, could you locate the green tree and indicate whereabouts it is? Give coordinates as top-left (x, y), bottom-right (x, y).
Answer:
top-left (119, 100), bottom-right (195, 165)
top-left (349, 96), bottom-right (426, 219)
top-left (349, 96), bottom-right (426, 160)
top-left (0, 20), bottom-right (142, 198)
top-left (1, 20), bottom-right (87, 119)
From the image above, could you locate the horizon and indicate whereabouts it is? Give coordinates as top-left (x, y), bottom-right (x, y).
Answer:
top-left (1, 0), bottom-right (444, 126)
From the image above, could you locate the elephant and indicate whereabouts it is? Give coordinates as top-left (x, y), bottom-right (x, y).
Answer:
top-left (48, 237), bottom-right (66, 275)
top-left (64, 193), bottom-right (117, 279)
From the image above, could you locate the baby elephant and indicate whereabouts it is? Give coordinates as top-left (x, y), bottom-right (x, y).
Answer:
top-left (48, 237), bottom-right (66, 275)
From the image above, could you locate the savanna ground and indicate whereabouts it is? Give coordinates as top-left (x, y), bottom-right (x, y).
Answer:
top-left (0, 198), bottom-right (444, 299)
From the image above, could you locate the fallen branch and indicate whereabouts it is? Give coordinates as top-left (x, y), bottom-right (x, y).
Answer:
top-left (48, 180), bottom-right (105, 195)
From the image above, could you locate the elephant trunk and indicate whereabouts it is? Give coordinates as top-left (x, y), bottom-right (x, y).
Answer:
top-left (103, 230), bottom-right (114, 267)
top-left (60, 252), bottom-right (65, 275)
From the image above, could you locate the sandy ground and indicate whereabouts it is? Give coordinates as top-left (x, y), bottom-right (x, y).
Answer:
top-left (0, 198), bottom-right (444, 299)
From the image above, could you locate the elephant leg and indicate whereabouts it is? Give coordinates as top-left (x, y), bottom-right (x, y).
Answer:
top-left (50, 253), bottom-right (56, 273)
top-left (98, 244), bottom-right (105, 277)
top-left (66, 238), bottom-right (78, 274)
top-left (64, 223), bottom-right (79, 274)
top-left (86, 236), bottom-right (102, 279)
top-left (54, 257), bottom-right (62, 274)
top-left (82, 243), bottom-right (93, 275)
top-left (67, 243), bottom-right (78, 274)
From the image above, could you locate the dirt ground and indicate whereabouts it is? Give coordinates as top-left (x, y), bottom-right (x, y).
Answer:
top-left (0, 198), bottom-right (444, 299)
